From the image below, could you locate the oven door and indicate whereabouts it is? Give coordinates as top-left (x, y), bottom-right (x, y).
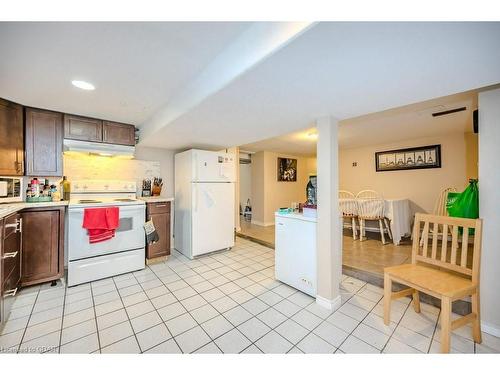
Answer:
top-left (68, 205), bottom-right (145, 261)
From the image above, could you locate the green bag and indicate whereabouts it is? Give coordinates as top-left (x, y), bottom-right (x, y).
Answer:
top-left (446, 179), bottom-right (479, 234)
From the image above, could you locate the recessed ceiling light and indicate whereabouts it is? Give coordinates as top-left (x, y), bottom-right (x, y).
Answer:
top-left (72, 80), bottom-right (95, 91)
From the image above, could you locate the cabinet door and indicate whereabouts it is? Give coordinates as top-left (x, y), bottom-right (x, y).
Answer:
top-left (147, 212), bottom-right (170, 258)
top-left (0, 98), bottom-right (24, 175)
top-left (25, 108), bottom-right (63, 176)
top-left (64, 114), bottom-right (103, 142)
top-left (102, 121), bottom-right (135, 146)
top-left (21, 209), bottom-right (63, 286)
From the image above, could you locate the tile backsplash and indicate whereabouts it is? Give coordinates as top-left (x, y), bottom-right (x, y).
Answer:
top-left (62, 153), bottom-right (160, 195)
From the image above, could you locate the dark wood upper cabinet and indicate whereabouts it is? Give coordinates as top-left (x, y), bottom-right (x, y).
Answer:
top-left (25, 108), bottom-right (63, 176)
top-left (103, 121), bottom-right (136, 146)
top-left (21, 207), bottom-right (64, 287)
top-left (0, 98), bottom-right (24, 176)
top-left (64, 114), bottom-right (103, 142)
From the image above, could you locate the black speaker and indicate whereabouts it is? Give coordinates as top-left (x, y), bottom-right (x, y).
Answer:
top-left (473, 109), bottom-right (478, 134)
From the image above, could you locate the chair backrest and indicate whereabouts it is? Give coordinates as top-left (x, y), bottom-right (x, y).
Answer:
top-left (412, 213), bottom-right (482, 283)
top-left (357, 198), bottom-right (385, 219)
top-left (339, 190), bottom-right (355, 199)
top-left (356, 190), bottom-right (381, 199)
top-left (433, 187), bottom-right (457, 216)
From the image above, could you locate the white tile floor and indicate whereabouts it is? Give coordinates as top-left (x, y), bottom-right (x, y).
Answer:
top-left (1, 237), bottom-right (499, 354)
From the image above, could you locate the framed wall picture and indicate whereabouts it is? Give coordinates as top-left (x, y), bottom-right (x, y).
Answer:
top-left (277, 157), bottom-right (297, 181)
top-left (375, 144), bottom-right (441, 172)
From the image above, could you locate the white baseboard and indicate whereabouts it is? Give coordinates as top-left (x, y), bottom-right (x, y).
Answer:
top-left (315, 294), bottom-right (342, 311)
top-left (482, 320), bottom-right (500, 338)
top-left (251, 220), bottom-right (274, 227)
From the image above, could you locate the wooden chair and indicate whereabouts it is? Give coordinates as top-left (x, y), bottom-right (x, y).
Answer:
top-left (356, 190), bottom-right (392, 244)
top-left (384, 213), bottom-right (483, 353)
top-left (339, 190), bottom-right (358, 239)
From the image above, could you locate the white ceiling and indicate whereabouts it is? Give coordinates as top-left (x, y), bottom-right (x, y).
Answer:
top-left (0, 22), bottom-right (250, 123)
top-left (241, 90), bottom-right (478, 155)
top-left (1, 22), bottom-right (499, 151)
top-left (140, 22), bottom-right (500, 150)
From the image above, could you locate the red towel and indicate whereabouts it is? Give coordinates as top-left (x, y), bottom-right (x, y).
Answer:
top-left (82, 207), bottom-right (120, 244)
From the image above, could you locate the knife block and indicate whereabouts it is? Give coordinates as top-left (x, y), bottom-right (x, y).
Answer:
top-left (151, 185), bottom-right (162, 196)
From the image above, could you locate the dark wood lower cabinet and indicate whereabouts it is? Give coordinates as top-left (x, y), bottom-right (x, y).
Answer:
top-left (21, 207), bottom-right (64, 287)
top-left (146, 201), bottom-right (171, 260)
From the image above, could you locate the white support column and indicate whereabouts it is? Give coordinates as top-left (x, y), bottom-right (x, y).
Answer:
top-left (315, 116), bottom-right (342, 310)
top-left (478, 88), bottom-right (500, 337)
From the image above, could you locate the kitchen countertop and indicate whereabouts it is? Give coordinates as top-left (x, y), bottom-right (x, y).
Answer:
top-left (0, 201), bottom-right (69, 219)
top-left (275, 211), bottom-right (317, 223)
top-left (138, 197), bottom-right (174, 203)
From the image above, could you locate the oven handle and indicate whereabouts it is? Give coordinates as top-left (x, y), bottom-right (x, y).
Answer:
top-left (68, 205), bottom-right (145, 213)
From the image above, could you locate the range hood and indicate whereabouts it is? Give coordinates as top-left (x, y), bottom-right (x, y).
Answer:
top-left (63, 139), bottom-right (135, 157)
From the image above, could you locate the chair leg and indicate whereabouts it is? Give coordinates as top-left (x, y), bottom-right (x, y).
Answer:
top-left (379, 219), bottom-right (386, 244)
top-left (412, 290), bottom-right (421, 313)
top-left (471, 291), bottom-right (482, 344)
top-left (352, 217), bottom-right (357, 240)
top-left (440, 297), bottom-right (452, 353)
top-left (383, 274), bottom-right (392, 325)
top-left (359, 218), bottom-right (365, 241)
top-left (384, 218), bottom-right (393, 240)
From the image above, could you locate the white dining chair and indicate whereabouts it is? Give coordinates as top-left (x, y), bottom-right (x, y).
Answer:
top-left (339, 190), bottom-right (358, 239)
top-left (356, 190), bottom-right (392, 244)
top-left (420, 187), bottom-right (458, 247)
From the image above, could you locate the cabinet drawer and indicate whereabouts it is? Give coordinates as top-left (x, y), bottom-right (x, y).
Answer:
top-left (2, 232), bottom-right (20, 284)
top-left (3, 213), bottom-right (20, 238)
top-left (147, 201), bottom-right (171, 215)
top-left (3, 255), bottom-right (20, 294)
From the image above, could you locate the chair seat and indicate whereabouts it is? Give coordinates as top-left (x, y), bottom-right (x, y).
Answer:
top-left (384, 264), bottom-right (476, 298)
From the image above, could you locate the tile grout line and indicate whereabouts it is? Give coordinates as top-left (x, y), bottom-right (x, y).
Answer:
top-left (57, 281), bottom-right (68, 353)
top-left (130, 269), bottom-right (184, 353)
top-left (16, 287), bottom-right (41, 353)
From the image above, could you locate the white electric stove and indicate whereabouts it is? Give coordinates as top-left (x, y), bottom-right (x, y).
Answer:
top-left (67, 180), bottom-right (146, 286)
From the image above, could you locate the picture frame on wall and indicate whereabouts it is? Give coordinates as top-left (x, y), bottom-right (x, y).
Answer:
top-left (277, 157), bottom-right (297, 181)
top-left (375, 144), bottom-right (441, 172)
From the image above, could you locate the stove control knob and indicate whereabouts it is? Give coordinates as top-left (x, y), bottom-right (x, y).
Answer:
top-left (75, 184), bottom-right (80, 190)
top-left (104, 185), bottom-right (109, 190)
top-left (83, 185), bottom-right (88, 190)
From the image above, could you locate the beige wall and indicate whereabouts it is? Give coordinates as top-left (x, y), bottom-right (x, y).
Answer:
top-left (339, 133), bottom-right (473, 214)
top-left (251, 151), bottom-right (317, 225)
top-left (465, 132), bottom-right (479, 180)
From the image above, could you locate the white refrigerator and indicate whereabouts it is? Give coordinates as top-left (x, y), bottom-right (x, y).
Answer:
top-left (174, 149), bottom-right (236, 259)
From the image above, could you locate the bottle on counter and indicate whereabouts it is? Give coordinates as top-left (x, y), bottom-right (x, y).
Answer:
top-left (60, 176), bottom-right (71, 201)
top-left (51, 185), bottom-right (60, 202)
top-left (26, 183), bottom-right (33, 199)
top-left (31, 178), bottom-right (39, 198)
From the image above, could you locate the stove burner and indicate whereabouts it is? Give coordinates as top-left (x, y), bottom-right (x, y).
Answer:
top-left (114, 198), bottom-right (136, 202)
top-left (78, 199), bottom-right (102, 204)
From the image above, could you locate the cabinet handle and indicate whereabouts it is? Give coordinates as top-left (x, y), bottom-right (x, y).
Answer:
top-left (6, 219), bottom-right (22, 232)
top-left (4, 288), bottom-right (18, 297)
top-left (2, 251), bottom-right (18, 259)
top-left (277, 222), bottom-right (284, 226)
top-left (155, 204), bottom-right (167, 208)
